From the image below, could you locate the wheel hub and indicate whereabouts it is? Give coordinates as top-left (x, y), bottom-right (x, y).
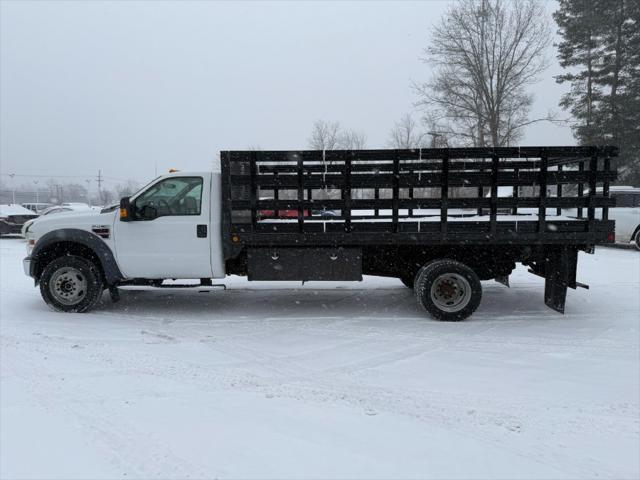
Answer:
top-left (430, 273), bottom-right (473, 313)
top-left (49, 267), bottom-right (88, 306)
top-left (436, 280), bottom-right (458, 299)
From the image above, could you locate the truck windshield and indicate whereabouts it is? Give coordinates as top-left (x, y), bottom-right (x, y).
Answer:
top-left (129, 176), bottom-right (162, 200)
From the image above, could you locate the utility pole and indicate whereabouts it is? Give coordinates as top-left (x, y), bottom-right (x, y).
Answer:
top-left (9, 173), bottom-right (16, 204)
top-left (85, 179), bottom-right (92, 207)
top-left (51, 184), bottom-right (63, 204)
top-left (96, 170), bottom-right (103, 203)
top-left (33, 180), bottom-right (39, 204)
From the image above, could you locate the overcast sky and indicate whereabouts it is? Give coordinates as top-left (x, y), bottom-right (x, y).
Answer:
top-left (1, 0), bottom-right (573, 188)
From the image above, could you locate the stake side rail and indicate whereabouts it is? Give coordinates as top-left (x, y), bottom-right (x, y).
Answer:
top-left (221, 146), bottom-right (617, 256)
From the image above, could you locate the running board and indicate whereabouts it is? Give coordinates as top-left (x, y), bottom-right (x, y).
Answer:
top-left (118, 284), bottom-right (226, 293)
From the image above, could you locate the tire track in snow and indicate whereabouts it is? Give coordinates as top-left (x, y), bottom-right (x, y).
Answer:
top-left (1, 338), bottom-right (208, 479)
top-left (5, 331), bottom-right (631, 479)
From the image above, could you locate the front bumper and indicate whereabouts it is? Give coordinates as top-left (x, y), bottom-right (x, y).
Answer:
top-left (23, 257), bottom-right (33, 278)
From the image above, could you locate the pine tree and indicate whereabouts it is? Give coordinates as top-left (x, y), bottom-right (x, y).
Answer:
top-left (554, 0), bottom-right (640, 184)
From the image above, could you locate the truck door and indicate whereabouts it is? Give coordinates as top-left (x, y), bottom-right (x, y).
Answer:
top-left (113, 174), bottom-right (213, 279)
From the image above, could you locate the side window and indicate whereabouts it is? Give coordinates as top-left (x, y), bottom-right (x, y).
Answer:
top-left (134, 177), bottom-right (203, 218)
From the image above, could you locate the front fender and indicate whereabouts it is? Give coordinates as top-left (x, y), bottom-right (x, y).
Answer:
top-left (28, 228), bottom-right (124, 285)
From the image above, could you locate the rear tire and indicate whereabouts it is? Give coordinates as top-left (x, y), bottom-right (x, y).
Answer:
top-left (40, 255), bottom-right (104, 312)
top-left (414, 259), bottom-right (482, 321)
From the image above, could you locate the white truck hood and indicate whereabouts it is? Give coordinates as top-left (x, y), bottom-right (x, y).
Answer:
top-left (30, 209), bottom-right (117, 242)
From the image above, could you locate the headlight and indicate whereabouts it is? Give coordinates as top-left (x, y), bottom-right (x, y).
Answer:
top-left (26, 238), bottom-right (36, 255)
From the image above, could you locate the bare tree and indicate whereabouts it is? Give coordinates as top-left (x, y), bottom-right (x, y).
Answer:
top-left (415, 0), bottom-right (552, 147)
top-left (309, 120), bottom-right (368, 150)
top-left (308, 120), bottom-right (342, 150)
top-left (64, 183), bottom-right (88, 202)
top-left (387, 114), bottom-right (427, 149)
top-left (116, 180), bottom-right (140, 198)
top-left (339, 129), bottom-right (367, 149)
top-left (99, 189), bottom-right (114, 206)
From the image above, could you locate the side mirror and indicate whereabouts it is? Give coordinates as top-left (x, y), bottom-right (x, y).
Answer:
top-left (140, 205), bottom-right (158, 220)
top-left (119, 197), bottom-right (132, 222)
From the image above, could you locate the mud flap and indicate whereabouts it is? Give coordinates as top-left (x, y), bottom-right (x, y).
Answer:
top-left (544, 281), bottom-right (568, 313)
top-left (543, 247), bottom-right (578, 314)
top-left (109, 286), bottom-right (120, 303)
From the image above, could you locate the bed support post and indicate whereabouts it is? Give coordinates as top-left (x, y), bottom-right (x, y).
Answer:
top-left (543, 246), bottom-right (579, 314)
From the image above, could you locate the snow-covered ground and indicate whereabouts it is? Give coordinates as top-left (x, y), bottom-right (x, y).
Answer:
top-left (1, 237), bottom-right (638, 479)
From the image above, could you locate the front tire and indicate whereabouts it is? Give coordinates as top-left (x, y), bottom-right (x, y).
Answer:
top-left (40, 255), bottom-right (104, 312)
top-left (634, 229), bottom-right (640, 251)
top-left (414, 259), bottom-right (482, 321)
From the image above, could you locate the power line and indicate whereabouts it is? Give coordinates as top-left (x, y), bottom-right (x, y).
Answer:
top-left (0, 172), bottom-right (137, 183)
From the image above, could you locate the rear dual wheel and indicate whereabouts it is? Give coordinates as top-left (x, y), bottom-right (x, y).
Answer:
top-left (414, 259), bottom-right (482, 321)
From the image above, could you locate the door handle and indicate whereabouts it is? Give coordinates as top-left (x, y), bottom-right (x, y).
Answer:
top-left (197, 224), bottom-right (207, 238)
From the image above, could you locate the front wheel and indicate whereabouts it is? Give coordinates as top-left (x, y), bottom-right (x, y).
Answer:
top-left (414, 259), bottom-right (482, 321)
top-left (40, 255), bottom-right (104, 312)
top-left (634, 229), bottom-right (640, 251)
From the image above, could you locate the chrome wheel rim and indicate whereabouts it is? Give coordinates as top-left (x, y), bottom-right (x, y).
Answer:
top-left (49, 267), bottom-right (87, 306)
top-left (430, 273), bottom-right (472, 312)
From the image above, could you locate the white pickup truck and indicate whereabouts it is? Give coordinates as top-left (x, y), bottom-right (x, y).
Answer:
top-left (23, 147), bottom-right (618, 320)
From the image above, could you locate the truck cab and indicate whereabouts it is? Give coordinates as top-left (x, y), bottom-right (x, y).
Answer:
top-left (113, 172), bottom-right (225, 279)
top-left (24, 171), bottom-right (225, 312)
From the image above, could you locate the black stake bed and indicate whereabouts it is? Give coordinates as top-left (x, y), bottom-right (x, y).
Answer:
top-left (221, 146), bottom-right (617, 251)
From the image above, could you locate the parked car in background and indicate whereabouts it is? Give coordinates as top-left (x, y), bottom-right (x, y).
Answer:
top-left (257, 197), bottom-right (310, 219)
top-left (21, 202), bottom-right (53, 214)
top-left (608, 186), bottom-right (640, 250)
top-left (21, 204), bottom-right (95, 238)
top-left (311, 208), bottom-right (340, 218)
top-left (0, 204), bottom-right (39, 236)
top-left (61, 202), bottom-right (90, 208)
top-left (40, 205), bottom-right (84, 216)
